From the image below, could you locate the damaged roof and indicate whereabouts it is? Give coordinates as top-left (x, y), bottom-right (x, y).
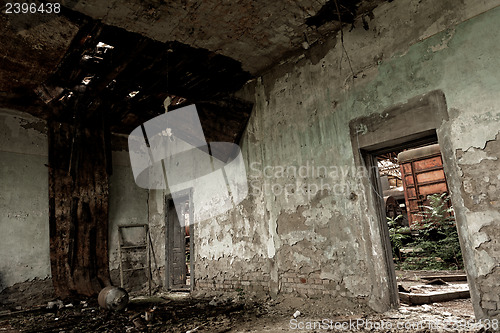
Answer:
top-left (0, 0), bottom-right (385, 146)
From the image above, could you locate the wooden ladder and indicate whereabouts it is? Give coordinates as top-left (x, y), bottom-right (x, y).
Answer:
top-left (118, 224), bottom-right (152, 296)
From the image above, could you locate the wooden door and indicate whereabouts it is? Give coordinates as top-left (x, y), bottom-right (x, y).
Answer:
top-left (167, 198), bottom-right (187, 289)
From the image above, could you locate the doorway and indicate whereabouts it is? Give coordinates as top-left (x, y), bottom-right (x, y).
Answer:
top-left (165, 191), bottom-right (193, 291)
top-left (349, 91), bottom-right (470, 310)
top-left (372, 140), bottom-right (464, 270)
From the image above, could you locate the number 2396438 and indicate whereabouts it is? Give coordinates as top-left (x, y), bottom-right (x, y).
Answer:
top-left (5, 2), bottom-right (61, 14)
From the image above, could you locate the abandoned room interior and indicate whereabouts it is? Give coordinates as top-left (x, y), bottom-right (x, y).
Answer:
top-left (1, 0), bottom-right (500, 331)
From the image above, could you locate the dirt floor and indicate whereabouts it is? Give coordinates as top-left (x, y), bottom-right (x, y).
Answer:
top-left (0, 295), bottom-right (483, 333)
top-left (0, 271), bottom-right (494, 333)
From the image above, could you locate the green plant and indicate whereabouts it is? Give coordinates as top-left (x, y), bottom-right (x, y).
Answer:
top-left (387, 215), bottom-right (411, 259)
top-left (415, 193), bottom-right (454, 233)
top-left (398, 256), bottom-right (447, 270)
top-left (411, 193), bottom-right (463, 270)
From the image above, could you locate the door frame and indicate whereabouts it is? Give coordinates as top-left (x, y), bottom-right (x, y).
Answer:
top-left (348, 90), bottom-right (466, 309)
top-left (165, 188), bottom-right (194, 291)
top-left (360, 134), bottom-right (439, 308)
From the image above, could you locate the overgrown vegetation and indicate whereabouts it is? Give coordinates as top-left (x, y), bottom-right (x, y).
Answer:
top-left (389, 193), bottom-right (464, 270)
top-left (387, 215), bottom-right (411, 260)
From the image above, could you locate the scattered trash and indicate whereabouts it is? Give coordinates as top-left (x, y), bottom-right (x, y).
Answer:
top-left (47, 300), bottom-right (64, 310)
top-left (129, 312), bottom-right (141, 322)
top-left (132, 317), bottom-right (146, 330)
top-left (143, 306), bottom-right (156, 322)
top-left (0, 294), bottom-right (475, 332)
top-left (186, 326), bottom-right (199, 333)
top-left (65, 303), bottom-right (74, 308)
top-left (421, 304), bottom-right (433, 312)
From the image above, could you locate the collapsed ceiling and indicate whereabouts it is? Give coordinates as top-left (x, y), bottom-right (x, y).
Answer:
top-left (0, 0), bottom-right (384, 149)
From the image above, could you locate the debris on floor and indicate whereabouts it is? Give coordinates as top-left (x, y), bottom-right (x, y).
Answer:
top-left (0, 272), bottom-right (485, 333)
top-left (1, 290), bottom-right (489, 333)
top-left (397, 270), bottom-right (470, 306)
top-left (0, 293), bottom-right (265, 333)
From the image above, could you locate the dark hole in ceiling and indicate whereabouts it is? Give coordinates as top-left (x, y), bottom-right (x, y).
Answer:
top-left (2, 8), bottom-right (254, 160)
top-left (45, 20), bottom-right (252, 130)
top-left (306, 0), bottom-right (362, 27)
top-left (1, 0), bottom-right (390, 161)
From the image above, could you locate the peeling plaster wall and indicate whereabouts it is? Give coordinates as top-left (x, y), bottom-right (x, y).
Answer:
top-left (108, 150), bottom-right (150, 290)
top-left (194, 0), bottom-right (500, 318)
top-left (456, 135), bottom-right (500, 317)
top-left (0, 109), bottom-right (50, 292)
top-left (146, 142), bottom-right (257, 291)
top-left (147, 189), bottom-right (167, 289)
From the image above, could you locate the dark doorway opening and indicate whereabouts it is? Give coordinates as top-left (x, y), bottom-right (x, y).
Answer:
top-left (166, 193), bottom-right (193, 291)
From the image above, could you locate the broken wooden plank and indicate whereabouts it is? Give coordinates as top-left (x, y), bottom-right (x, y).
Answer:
top-left (399, 290), bottom-right (470, 305)
top-left (425, 279), bottom-right (449, 285)
top-left (0, 306), bottom-right (46, 319)
top-left (420, 275), bottom-right (467, 282)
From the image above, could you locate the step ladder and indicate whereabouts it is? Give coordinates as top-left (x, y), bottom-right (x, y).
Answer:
top-left (118, 224), bottom-right (152, 296)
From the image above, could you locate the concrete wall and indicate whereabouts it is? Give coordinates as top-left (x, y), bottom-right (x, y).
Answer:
top-left (193, 0), bottom-right (500, 319)
top-left (145, 136), bottom-right (245, 291)
top-left (0, 110), bottom-right (151, 294)
top-left (0, 109), bottom-right (50, 292)
top-left (108, 149), bottom-right (150, 289)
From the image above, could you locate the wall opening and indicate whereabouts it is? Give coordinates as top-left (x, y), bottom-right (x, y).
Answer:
top-left (369, 139), bottom-right (467, 307)
top-left (165, 191), bottom-right (194, 291)
top-left (349, 90), bottom-right (472, 311)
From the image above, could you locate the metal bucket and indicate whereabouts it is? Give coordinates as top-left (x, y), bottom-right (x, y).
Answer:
top-left (98, 286), bottom-right (129, 311)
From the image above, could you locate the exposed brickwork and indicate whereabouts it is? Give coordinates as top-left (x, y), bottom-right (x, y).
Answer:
top-left (196, 272), bottom-right (271, 293)
top-left (196, 270), bottom-right (357, 301)
top-left (279, 272), bottom-right (348, 298)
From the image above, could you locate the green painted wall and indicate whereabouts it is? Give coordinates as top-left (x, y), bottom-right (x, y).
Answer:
top-left (197, 0), bottom-right (500, 318)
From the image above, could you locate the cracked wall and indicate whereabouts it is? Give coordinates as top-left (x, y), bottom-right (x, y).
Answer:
top-left (145, 142), bottom-right (273, 293)
top-left (457, 134), bottom-right (500, 317)
top-left (193, 0), bottom-right (500, 318)
top-left (108, 150), bottom-right (150, 291)
top-left (0, 109), bottom-right (49, 293)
